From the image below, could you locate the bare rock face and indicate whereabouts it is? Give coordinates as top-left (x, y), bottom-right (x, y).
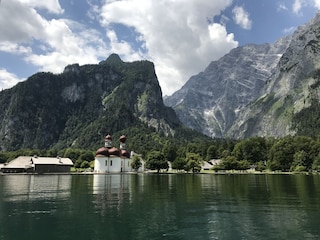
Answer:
top-left (229, 13), bottom-right (320, 138)
top-left (165, 12), bottom-right (320, 139)
top-left (165, 35), bottom-right (291, 138)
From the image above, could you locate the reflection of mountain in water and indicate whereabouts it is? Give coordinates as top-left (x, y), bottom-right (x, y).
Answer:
top-left (1, 175), bottom-right (72, 202)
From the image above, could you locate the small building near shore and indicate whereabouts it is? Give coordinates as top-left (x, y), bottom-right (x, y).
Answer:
top-left (1, 156), bottom-right (73, 174)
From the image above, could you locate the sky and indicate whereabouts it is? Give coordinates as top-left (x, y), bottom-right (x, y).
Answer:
top-left (0, 0), bottom-right (319, 96)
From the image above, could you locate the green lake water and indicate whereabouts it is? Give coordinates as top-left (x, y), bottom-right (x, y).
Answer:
top-left (0, 173), bottom-right (320, 240)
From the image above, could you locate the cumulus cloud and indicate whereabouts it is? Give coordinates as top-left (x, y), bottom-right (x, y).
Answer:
top-left (292, 0), bottom-right (320, 15)
top-left (0, 0), bottom-right (239, 96)
top-left (313, 0), bottom-right (320, 9)
top-left (0, 0), bottom-right (109, 87)
top-left (97, 0), bottom-right (238, 95)
top-left (232, 6), bottom-right (252, 30)
top-left (292, 0), bottom-right (304, 14)
top-left (18, 0), bottom-right (63, 14)
top-left (0, 69), bottom-right (22, 90)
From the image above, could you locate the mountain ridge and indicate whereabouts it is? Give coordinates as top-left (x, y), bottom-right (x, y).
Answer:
top-left (0, 55), bottom-right (184, 151)
top-left (164, 34), bottom-right (292, 137)
top-left (165, 12), bottom-right (320, 139)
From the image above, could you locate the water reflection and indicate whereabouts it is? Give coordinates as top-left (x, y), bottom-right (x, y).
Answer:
top-left (1, 174), bottom-right (320, 239)
top-left (90, 174), bottom-right (320, 239)
top-left (0, 175), bottom-right (72, 202)
top-left (93, 174), bottom-right (130, 214)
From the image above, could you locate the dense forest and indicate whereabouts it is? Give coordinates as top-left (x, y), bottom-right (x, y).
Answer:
top-left (1, 133), bottom-right (320, 173)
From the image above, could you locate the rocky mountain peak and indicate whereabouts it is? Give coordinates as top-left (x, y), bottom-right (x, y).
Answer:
top-left (165, 35), bottom-right (291, 137)
top-left (228, 12), bottom-right (320, 138)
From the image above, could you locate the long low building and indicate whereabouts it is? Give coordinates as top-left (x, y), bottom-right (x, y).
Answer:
top-left (1, 156), bottom-right (74, 174)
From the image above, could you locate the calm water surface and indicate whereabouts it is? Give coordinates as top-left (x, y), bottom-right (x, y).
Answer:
top-left (0, 173), bottom-right (320, 240)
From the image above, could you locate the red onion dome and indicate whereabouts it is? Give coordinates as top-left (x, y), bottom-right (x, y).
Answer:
top-left (121, 149), bottom-right (130, 158)
top-left (105, 134), bottom-right (112, 141)
top-left (96, 147), bottom-right (110, 157)
top-left (120, 135), bottom-right (127, 143)
top-left (108, 147), bottom-right (120, 156)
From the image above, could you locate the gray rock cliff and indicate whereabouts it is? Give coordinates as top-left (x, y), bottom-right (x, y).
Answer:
top-left (165, 35), bottom-right (291, 137)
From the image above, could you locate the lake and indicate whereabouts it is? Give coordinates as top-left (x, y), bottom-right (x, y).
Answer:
top-left (0, 173), bottom-right (320, 240)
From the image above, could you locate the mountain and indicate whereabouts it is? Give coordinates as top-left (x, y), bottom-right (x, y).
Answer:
top-left (0, 54), bottom-right (184, 151)
top-left (164, 35), bottom-right (291, 138)
top-left (229, 13), bottom-right (320, 138)
top-left (165, 13), bottom-right (320, 139)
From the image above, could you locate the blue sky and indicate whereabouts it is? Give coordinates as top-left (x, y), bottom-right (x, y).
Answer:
top-left (0, 0), bottom-right (319, 96)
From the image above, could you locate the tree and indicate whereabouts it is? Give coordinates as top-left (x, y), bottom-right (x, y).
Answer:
top-left (64, 148), bottom-right (81, 162)
top-left (80, 161), bottom-right (90, 169)
top-left (162, 141), bottom-right (177, 162)
top-left (80, 151), bottom-right (95, 162)
top-left (206, 145), bottom-right (218, 161)
top-left (171, 157), bottom-right (187, 171)
top-left (268, 137), bottom-right (296, 171)
top-left (146, 151), bottom-right (168, 173)
top-left (290, 150), bottom-right (308, 172)
top-left (232, 137), bottom-right (267, 164)
top-left (220, 156), bottom-right (239, 170)
top-left (131, 155), bottom-right (142, 171)
top-left (74, 159), bottom-right (83, 168)
top-left (255, 161), bottom-right (267, 172)
top-left (0, 152), bottom-right (9, 163)
top-left (184, 153), bottom-right (202, 173)
top-left (312, 153), bottom-right (320, 172)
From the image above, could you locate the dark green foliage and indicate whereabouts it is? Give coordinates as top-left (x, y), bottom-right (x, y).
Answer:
top-left (232, 137), bottom-right (268, 164)
top-left (130, 155), bottom-right (142, 171)
top-left (206, 145), bottom-right (218, 160)
top-left (171, 157), bottom-right (187, 171)
top-left (146, 151), bottom-right (168, 173)
top-left (184, 153), bottom-right (202, 173)
top-left (80, 161), bottom-right (90, 169)
top-left (216, 156), bottom-right (250, 171)
top-left (162, 141), bottom-right (177, 162)
top-left (255, 161), bottom-right (267, 172)
top-left (0, 55), bottom-right (184, 152)
top-left (292, 70), bottom-right (320, 137)
top-left (268, 136), bottom-right (296, 171)
top-left (1, 134), bottom-right (320, 173)
top-left (268, 136), bottom-right (319, 171)
top-left (0, 152), bottom-right (9, 163)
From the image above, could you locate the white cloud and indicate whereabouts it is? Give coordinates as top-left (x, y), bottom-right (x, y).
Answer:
top-left (313, 0), bottom-right (320, 9)
top-left (0, 0), bottom-right (239, 96)
top-left (277, 3), bottom-right (288, 11)
top-left (283, 26), bottom-right (296, 34)
top-left (0, 0), bottom-right (110, 87)
top-left (0, 42), bottom-right (32, 54)
top-left (0, 69), bottom-right (23, 90)
top-left (18, 0), bottom-right (63, 14)
top-left (98, 0), bottom-right (238, 95)
top-left (232, 6), bottom-right (252, 30)
top-left (292, 0), bottom-right (305, 14)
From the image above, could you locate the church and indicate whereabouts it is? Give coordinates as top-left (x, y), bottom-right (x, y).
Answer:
top-left (94, 134), bottom-right (135, 173)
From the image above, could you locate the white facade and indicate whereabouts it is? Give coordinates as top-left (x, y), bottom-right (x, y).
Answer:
top-left (94, 156), bottom-right (133, 173)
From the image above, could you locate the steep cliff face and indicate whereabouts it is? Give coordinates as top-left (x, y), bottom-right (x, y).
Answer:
top-left (0, 54), bottom-right (181, 151)
top-left (229, 13), bottom-right (320, 138)
top-left (164, 36), bottom-right (291, 137)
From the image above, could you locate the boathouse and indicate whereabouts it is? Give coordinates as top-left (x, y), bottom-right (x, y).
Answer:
top-left (1, 156), bottom-right (73, 173)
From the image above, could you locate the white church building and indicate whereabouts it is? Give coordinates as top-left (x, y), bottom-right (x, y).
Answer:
top-left (94, 134), bottom-right (142, 173)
